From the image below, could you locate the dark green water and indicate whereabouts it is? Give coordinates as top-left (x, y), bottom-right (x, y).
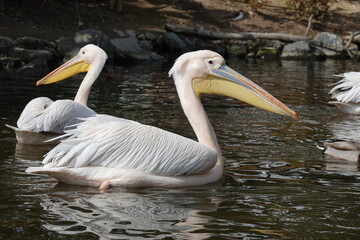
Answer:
top-left (0, 59), bottom-right (359, 239)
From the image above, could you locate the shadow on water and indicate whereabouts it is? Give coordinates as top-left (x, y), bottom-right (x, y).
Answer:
top-left (1, 59), bottom-right (360, 239)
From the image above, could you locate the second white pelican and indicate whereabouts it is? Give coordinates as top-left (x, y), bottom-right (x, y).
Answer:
top-left (329, 72), bottom-right (360, 114)
top-left (6, 44), bottom-right (107, 145)
top-left (26, 50), bottom-right (297, 189)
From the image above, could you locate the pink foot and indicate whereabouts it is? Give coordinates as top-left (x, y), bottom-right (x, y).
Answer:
top-left (99, 180), bottom-right (112, 190)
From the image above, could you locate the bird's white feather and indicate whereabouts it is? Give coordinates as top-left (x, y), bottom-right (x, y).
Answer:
top-left (42, 114), bottom-right (218, 176)
top-left (17, 97), bottom-right (54, 131)
top-left (330, 72), bottom-right (360, 103)
top-left (17, 98), bottom-right (96, 134)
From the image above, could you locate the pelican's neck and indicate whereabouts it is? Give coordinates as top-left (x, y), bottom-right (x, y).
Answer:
top-left (74, 60), bottom-right (105, 106)
top-left (175, 78), bottom-right (222, 158)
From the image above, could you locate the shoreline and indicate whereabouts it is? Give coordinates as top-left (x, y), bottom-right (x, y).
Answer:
top-left (1, 0), bottom-right (359, 76)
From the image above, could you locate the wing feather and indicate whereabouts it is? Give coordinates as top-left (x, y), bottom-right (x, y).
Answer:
top-left (17, 97), bottom-right (54, 131)
top-left (17, 98), bottom-right (96, 134)
top-left (330, 72), bottom-right (360, 103)
top-left (43, 115), bottom-right (218, 176)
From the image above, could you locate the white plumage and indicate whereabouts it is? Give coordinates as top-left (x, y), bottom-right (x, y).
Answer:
top-left (329, 72), bottom-right (360, 114)
top-left (27, 50), bottom-right (297, 189)
top-left (42, 114), bottom-right (217, 175)
top-left (7, 44), bottom-right (107, 144)
top-left (17, 98), bottom-right (95, 134)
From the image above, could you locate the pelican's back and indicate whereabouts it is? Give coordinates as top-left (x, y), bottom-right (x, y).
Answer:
top-left (17, 98), bottom-right (96, 134)
top-left (42, 114), bottom-right (218, 176)
top-left (17, 97), bottom-right (54, 130)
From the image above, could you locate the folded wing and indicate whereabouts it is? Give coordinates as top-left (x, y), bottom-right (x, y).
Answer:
top-left (17, 98), bottom-right (96, 134)
top-left (42, 115), bottom-right (218, 176)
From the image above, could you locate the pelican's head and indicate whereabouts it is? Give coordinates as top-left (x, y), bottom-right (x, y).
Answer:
top-left (36, 44), bottom-right (108, 86)
top-left (169, 50), bottom-right (298, 118)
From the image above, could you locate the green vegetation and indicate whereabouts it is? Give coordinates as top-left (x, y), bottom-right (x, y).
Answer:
top-left (240, 0), bottom-right (334, 19)
top-left (240, 0), bottom-right (269, 12)
top-left (285, 0), bottom-right (334, 18)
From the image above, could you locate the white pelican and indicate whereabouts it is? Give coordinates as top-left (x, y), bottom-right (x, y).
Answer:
top-left (26, 50), bottom-right (297, 189)
top-left (329, 72), bottom-right (360, 114)
top-left (318, 140), bottom-right (360, 162)
top-left (6, 44), bottom-right (107, 145)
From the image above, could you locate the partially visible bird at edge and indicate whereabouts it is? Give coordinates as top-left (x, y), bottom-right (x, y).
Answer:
top-left (318, 71), bottom-right (360, 161)
top-left (329, 72), bottom-right (360, 115)
top-left (317, 140), bottom-right (360, 162)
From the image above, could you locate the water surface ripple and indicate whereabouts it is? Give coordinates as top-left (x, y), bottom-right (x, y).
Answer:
top-left (0, 59), bottom-right (360, 239)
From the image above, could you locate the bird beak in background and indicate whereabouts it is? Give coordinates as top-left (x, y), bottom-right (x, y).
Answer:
top-left (36, 54), bottom-right (90, 86)
top-left (192, 65), bottom-right (298, 119)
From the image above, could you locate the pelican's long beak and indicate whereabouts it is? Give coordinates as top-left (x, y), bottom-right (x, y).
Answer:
top-left (36, 54), bottom-right (90, 86)
top-left (193, 65), bottom-right (298, 118)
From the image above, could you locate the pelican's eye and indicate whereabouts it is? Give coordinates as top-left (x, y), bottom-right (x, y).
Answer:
top-left (82, 51), bottom-right (85, 54)
top-left (205, 58), bottom-right (221, 70)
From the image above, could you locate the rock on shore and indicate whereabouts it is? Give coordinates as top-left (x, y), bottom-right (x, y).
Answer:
top-left (0, 29), bottom-right (353, 76)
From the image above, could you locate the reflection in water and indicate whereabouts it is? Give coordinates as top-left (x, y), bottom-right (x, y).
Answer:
top-left (327, 114), bottom-right (360, 142)
top-left (324, 158), bottom-right (360, 172)
top-left (40, 184), bottom-right (222, 240)
top-left (14, 143), bottom-right (54, 162)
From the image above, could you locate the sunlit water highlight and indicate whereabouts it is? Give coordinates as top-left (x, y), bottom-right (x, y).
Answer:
top-left (0, 58), bottom-right (360, 239)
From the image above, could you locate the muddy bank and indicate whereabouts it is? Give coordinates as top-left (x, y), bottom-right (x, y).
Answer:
top-left (1, 25), bottom-right (359, 77)
top-left (1, 0), bottom-right (360, 76)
